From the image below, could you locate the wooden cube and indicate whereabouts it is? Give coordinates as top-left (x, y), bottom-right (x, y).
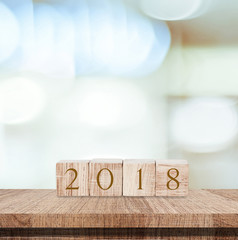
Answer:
top-left (156, 160), bottom-right (189, 196)
top-left (89, 159), bottom-right (122, 196)
top-left (56, 160), bottom-right (89, 196)
top-left (123, 159), bottom-right (155, 196)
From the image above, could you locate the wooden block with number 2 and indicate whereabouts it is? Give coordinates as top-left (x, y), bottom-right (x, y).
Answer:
top-left (56, 160), bottom-right (89, 196)
top-left (156, 160), bottom-right (189, 196)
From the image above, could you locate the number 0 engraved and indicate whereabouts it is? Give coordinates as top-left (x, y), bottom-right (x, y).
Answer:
top-left (137, 168), bottom-right (142, 190)
top-left (65, 168), bottom-right (79, 190)
top-left (167, 168), bottom-right (180, 190)
top-left (97, 168), bottom-right (114, 190)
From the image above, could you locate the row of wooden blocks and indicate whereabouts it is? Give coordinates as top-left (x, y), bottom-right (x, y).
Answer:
top-left (56, 159), bottom-right (189, 197)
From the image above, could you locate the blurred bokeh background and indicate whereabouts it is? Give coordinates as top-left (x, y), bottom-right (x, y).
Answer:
top-left (0, 0), bottom-right (238, 189)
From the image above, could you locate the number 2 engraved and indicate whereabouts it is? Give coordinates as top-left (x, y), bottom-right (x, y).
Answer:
top-left (137, 168), bottom-right (142, 190)
top-left (167, 168), bottom-right (180, 190)
top-left (65, 168), bottom-right (79, 190)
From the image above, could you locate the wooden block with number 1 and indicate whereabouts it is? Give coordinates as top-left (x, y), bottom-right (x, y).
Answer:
top-left (56, 160), bottom-right (89, 196)
top-left (123, 159), bottom-right (155, 196)
top-left (89, 159), bottom-right (122, 196)
top-left (156, 160), bottom-right (189, 196)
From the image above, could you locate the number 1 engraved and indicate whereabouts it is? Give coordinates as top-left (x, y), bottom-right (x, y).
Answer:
top-left (167, 168), bottom-right (180, 190)
top-left (65, 168), bottom-right (79, 190)
top-left (137, 168), bottom-right (142, 190)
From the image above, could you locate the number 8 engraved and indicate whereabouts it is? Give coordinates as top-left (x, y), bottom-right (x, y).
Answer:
top-left (167, 168), bottom-right (180, 190)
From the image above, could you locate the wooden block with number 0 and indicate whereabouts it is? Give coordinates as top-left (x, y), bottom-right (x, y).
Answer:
top-left (123, 159), bottom-right (155, 196)
top-left (56, 160), bottom-right (89, 196)
top-left (89, 159), bottom-right (122, 196)
top-left (156, 160), bottom-right (189, 196)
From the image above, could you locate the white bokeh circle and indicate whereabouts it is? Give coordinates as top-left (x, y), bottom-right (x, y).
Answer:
top-left (171, 98), bottom-right (238, 152)
top-left (77, 80), bottom-right (148, 128)
top-left (140, 0), bottom-right (211, 21)
top-left (0, 77), bottom-right (46, 124)
top-left (56, 78), bottom-right (148, 129)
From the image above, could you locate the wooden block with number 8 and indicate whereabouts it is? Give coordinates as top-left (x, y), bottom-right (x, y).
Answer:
top-left (89, 159), bottom-right (122, 196)
top-left (123, 159), bottom-right (155, 196)
top-left (156, 160), bottom-right (189, 196)
top-left (56, 160), bottom-right (89, 196)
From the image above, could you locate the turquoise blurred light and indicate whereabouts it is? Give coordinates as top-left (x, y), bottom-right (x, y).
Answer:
top-left (0, 0), bottom-right (171, 77)
top-left (29, 2), bottom-right (75, 79)
top-left (0, 2), bottom-right (19, 63)
top-left (72, 0), bottom-right (171, 76)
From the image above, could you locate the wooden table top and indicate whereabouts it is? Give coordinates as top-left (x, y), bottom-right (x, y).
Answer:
top-left (0, 189), bottom-right (238, 228)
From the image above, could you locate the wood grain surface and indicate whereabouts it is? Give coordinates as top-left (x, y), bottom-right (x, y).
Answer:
top-left (0, 189), bottom-right (238, 229)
